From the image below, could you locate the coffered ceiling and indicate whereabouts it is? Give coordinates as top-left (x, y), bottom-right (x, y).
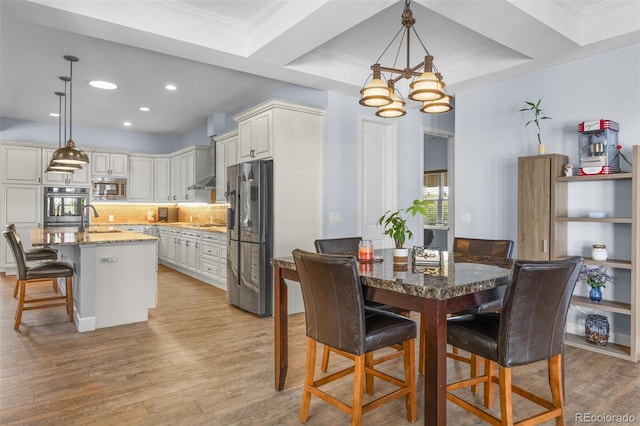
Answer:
top-left (1, 0), bottom-right (638, 135)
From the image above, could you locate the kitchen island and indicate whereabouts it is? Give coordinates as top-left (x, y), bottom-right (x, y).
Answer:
top-left (31, 227), bottom-right (158, 332)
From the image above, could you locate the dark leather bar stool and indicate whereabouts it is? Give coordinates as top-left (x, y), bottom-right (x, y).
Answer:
top-left (293, 249), bottom-right (416, 425)
top-left (435, 237), bottom-right (514, 385)
top-left (446, 256), bottom-right (583, 425)
top-left (314, 237), bottom-right (408, 388)
top-left (6, 225), bottom-right (58, 297)
top-left (4, 229), bottom-right (74, 331)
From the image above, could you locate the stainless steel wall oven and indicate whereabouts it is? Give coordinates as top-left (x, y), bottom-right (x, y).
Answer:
top-left (43, 187), bottom-right (89, 227)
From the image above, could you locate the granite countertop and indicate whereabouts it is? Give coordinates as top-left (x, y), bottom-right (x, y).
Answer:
top-left (272, 250), bottom-right (513, 300)
top-left (91, 222), bottom-right (227, 233)
top-left (31, 227), bottom-right (158, 247)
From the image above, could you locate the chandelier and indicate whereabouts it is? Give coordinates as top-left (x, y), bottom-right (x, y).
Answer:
top-left (359, 0), bottom-right (453, 117)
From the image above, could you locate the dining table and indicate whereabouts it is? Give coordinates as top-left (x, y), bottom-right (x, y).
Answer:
top-left (271, 248), bottom-right (513, 426)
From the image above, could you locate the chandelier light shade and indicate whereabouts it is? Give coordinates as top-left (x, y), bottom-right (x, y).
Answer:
top-left (46, 90), bottom-right (82, 174)
top-left (51, 55), bottom-right (90, 166)
top-left (359, 0), bottom-right (453, 116)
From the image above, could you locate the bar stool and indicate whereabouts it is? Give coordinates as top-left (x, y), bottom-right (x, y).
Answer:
top-left (6, 225), bottom-right (58, 297)
top-left (3, 229), bottom-right (74, 331)
top-left (293, 249), bottom-right (416, 425)
top-left (446, 257), bottom-right (583, 425)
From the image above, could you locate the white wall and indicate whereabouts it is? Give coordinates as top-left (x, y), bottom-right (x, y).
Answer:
top-left (454, 43), bottom-right (640, 246)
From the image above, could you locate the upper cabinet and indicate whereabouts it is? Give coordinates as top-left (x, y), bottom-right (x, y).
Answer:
top-left (1, 145), bottom-right (41, 184)
top-left (92, 152), bottom-right (128, 178)
top-left (236, 109), bottom-right (272, 162)
top-left (128, 156), bottom-right (154, 202)
top-left (214, 131), bottom-right (238, 203)
top-left (41, 148), bottom-right (89, 186)
top-left (168, 146), bottom-right (211, 203)
top-left (154, 157), bottom-right (171, 203)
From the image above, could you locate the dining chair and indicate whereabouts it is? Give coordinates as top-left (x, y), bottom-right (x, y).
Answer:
top-left (3, 229), bottom-right (74, 331)
top-left (446, 256), bottom-right (583, 425)
top-left (293, 249), bottom-right (416, 425)
top-left (6, 224), bottom-right (59, 297)
top-left (314, 237), bottom-right (408, 388)
top-left (432, 237), bottom-right (513, 387)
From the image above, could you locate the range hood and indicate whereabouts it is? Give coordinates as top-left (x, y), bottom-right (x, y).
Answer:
top-left (188, 175), bottom-right (216, 190)
top-left (188, 115), bottom-right (222, 191)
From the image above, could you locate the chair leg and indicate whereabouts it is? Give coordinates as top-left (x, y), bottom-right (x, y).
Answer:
top-left (470, 354), bottom-right (481, 394)
top-left (351, 354), bottom-right (365, 426)
top-left (300, 337), bottom-right (316, 423)
top-left (419, 314), bottom-right (425, 374)
top-left (13, 278), bottom-right (19, 298)
top-left (321, 345), bottom-right (331, 372)
top-left (364, 352), bottom-right (374, 395)
top-left (403, 338), bottom-right (417, 422)
top-left (549, 354), bottom-right (565, 426)
top-left (498, 365), bottom-right (514, 426)
top-left (484, 359), bottom-right (494, 409)
top-left (14, 280), bottom-right (26, 330)
top-left (65, 276), bottom-right (74, 321)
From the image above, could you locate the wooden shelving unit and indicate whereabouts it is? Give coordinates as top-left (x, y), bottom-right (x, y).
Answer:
top-left (518, 146), bottom-right (638, 362)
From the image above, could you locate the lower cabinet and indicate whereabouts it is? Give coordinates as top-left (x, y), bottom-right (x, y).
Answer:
top-left (157, 226), bottom-right (226, 289)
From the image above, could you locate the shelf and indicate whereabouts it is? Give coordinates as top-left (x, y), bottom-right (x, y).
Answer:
top-left (556, 173), bottom-right (632, 182)
top-left (564, 333), bottom-right (632, 361)
top-left (554, 217), bottom-right (632, 224)
top-left (571, 295), bottom-right (631, 315)
top-left (582, 258), bottom-right (632, 269)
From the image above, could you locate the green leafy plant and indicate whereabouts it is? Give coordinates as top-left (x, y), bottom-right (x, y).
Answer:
top-left (579, 265), bottom-right (614, 289)
top-left (519, 98), bottom-right (552, 145)
top-left (377, 199), bottom-right (430, 249)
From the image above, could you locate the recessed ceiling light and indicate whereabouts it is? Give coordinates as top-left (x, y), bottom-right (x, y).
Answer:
top-left (165, 84), bottom-right (177, 91)
top-left (89, 80), bottom-right (118, 90)
top-left (123, 121), bottom-right (132, 127)
top-left (49, 113), bottom-right (60, 117)
top-left (139, 106), bottom-right (150, 112)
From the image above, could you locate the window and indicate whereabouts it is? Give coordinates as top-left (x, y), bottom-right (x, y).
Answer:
top-left (423, 171), bottom-right (448, 226)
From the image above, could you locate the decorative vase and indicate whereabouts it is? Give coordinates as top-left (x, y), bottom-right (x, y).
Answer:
top-left (591, 244), bottom-right (608, 261)
top-left (393, 248), bottom-right (409, 264)
top-left (589, 287), bottom-right (603, 302)
top-left (585, 314), bottom-right (609, 346)
top-left (537, 143), bottom-right (546, 155)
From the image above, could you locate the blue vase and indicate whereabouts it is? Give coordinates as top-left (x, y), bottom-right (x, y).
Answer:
top-left (589, 287), bottom-right (602, 302)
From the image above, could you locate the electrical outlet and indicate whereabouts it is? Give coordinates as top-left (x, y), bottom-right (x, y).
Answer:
top-left (329, 212), bottom-right (341, 223)
top-left (108, 215), bottom-right (114, 222)
top-left (461, 212), bottom-right (471, 224)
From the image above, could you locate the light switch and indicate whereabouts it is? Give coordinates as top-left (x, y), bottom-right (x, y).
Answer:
top-left (460, 212), bottom-right (471, 224)
top-left (329, 212), bottom-right (341, 223)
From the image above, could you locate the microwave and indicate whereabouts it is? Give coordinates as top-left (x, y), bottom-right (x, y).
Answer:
top-left (92, 178), bottom-right (127, 200)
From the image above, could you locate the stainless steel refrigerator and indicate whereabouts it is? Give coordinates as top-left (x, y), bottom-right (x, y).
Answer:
top-left (227, 160), bottom-right (273, 317)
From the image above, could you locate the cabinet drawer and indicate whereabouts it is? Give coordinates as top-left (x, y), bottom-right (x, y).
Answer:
top-left (200, 259), bottom-right (220, 279)
top-left (201, 242), bottom-right (220, 260)
top-left (181, 230), bottom-right (201, 239)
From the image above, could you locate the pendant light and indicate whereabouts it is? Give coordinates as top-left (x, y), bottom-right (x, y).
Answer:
top-left (51, 55), bottom-right (90, 166)
top-left (46, 77), bottom-right (82, 173)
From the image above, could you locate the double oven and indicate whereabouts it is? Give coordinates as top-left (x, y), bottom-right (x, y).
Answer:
top-left (43, 187), bottom-right (89, 228)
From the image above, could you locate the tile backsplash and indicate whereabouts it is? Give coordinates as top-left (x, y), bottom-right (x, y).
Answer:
top-left (91, 203), bottom-right (227, 225)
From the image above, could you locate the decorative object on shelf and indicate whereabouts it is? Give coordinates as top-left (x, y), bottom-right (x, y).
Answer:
top-left (579, 265), bottom-right (614, 302)
top-left (588, 211), bottom-right (607, 219)
top-left (51, 55), bottom-right (90, 167)
top-left (585, 314), bottom-right (610, 346)
top-left (359, 0), bottom-right (453, 117)
top-left (591, 244), bottom-right (608, 261)
top-left (378, 199), bottom-right (429, 264)
top-left (564, 163), bottom-right (574, 177)
top-left (519, 98), bottom-right (552, 154)
top-left (578, 120), bottom-right (619, 175)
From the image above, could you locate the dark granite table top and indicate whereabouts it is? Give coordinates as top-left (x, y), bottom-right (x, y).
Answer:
top-left (271, 248), bottom-right (513, 300)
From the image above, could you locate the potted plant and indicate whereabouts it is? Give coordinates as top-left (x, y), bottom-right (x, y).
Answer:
top-left (377, 199), bottom-right (430, 263)
top-left (519, 98), bottom-right (552, 154)
top-left (579, 265), bottom-right (614, 302)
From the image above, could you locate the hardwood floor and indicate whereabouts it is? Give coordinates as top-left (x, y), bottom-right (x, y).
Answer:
top-left (1, 266), bottom-right (639, 425)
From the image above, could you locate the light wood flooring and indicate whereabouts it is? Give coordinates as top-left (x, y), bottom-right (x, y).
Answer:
top-left (1, 266), bottom-right (639, 425)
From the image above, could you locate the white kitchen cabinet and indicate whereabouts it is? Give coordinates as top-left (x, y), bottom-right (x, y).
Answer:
top-left (168, 146), bottom-right (210, 202)
top-left (128, 156), bottom-right (154, 202)
top-left (154, 157), bottom-right (171, 202)
top-left (237, 110), bottom-right (272, 162)
top-left (91, 152), bottom-right (128, 177)
top-left (158, 226), bottom-right (179, 264)
top-left (177, 229), bottom-right (200, 272)
top-left (42, 148), bottom-right (90, 186)
top-left (1, 144), bottom-right (41, 184)
top-left (215, 130), bottom-right (238, 203)
top-left (1, 185), bottom-right (42, 267)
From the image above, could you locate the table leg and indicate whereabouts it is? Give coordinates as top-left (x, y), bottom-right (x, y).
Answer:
top-left (422, 299), bottom-right (447, 426)
top-left (274, 266), bottom-right (288, 391)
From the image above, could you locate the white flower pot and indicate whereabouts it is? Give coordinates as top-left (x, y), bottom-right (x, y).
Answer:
top-left (393, 248), bottom-right (409, 264)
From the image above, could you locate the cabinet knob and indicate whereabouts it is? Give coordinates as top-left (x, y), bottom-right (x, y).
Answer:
top-left (185, 241), bottom-right (190, 247)
top-left (185, 194), bottom-right (190, 200)
top-left (173, 195), bottom-right (177, 200)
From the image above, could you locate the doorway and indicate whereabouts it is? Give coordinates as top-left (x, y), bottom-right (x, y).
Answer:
top-left (423, 133), bottom-right (452, 250)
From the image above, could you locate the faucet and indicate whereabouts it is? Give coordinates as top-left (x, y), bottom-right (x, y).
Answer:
top-left (80, 204), bottom-right (99, 232)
